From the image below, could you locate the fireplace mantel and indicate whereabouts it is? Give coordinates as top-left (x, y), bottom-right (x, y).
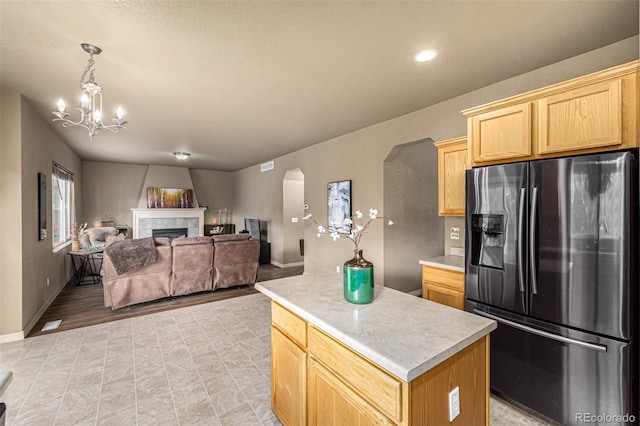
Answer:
top-left (131, 207), bottom-right (206, 239)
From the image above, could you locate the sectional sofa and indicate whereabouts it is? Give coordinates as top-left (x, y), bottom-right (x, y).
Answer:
top-left (102, 234), bottom-right (260, 309)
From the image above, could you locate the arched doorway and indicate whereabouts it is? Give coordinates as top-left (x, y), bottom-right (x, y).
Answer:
top-left (282, 168), bottom-right (305, 267)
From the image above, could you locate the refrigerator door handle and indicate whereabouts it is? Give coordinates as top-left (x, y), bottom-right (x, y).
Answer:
top-left (529, 186), bottom-right (539, 294)
top-left (472, 309), bottom-right (608, 352)
top-left (517, 187), bottom-right (526, 293)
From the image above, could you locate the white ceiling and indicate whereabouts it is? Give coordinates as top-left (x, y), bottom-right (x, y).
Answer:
top-left (1, 1), bottom-right (638, 171)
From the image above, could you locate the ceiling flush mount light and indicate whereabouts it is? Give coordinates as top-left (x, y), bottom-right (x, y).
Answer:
top-left (414, 49), bottom-right (438, 63)
top-left (173, 152), bottom-right (190, 160)
top-left (52, 43), bottom-right (127, 141)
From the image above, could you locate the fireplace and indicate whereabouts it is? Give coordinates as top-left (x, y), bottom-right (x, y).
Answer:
top-left (152, 227), bottom-right (188, 241)
top-left (131, 207), bottom-right (206, 239)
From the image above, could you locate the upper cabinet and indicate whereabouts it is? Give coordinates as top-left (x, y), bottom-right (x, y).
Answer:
top-left (538, 79), bottom-right (621, 154)
top-left (463, 61), bottom-right (638, 167)
top-left (434, 137), bottom-right (468, 216)
top-left (470, 103), bottom-right (532, 163)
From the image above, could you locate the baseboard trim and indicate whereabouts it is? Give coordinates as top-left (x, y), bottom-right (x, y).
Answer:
top-left (3, 275), bottom-right (70, 342)
top-left (0, 331), bottom-right (25, 344)
top-left (407, 288), bottom-right (422, 297)
top-left (270, 261), bottom-right (304, 268)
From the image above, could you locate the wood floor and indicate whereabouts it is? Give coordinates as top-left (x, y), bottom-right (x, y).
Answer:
top-left (28, 264), bottom-right (304, 338)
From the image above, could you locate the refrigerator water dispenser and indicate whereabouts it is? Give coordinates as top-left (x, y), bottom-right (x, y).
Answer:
top-left (470, 214), bottom-right (504, 269)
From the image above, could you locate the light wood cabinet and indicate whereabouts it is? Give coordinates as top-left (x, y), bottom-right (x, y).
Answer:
top-left (469, 103), bottom-right (532, 164)
top-left (434, 137), bottom-right (469, 216)
top-left (271, 304), bottom-right (307, 426)
top-left (308, 326), bottom-right (402, 422)
top-left (308, 358), bottom-right (390, 426)
top-left (422, 264), bottom-right (465, 310)
top-left (269, 301), bottom-right (490, 425)
top-left (538, 79), bottom-right (622, 154)
top-left (463, 60), bottom-right (638, 166)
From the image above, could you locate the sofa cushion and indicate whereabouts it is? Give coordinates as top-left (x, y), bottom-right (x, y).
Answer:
top-left (171, 236), bottom-right (213, 247)
top-left (154, 237), bottom-right (171, 246)
top-left (213, 234), bottom-right (251, 243)
top-left (88, 227), bottom-right (118, 246)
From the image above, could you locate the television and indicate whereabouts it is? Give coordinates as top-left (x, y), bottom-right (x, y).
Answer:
top-left (245, 218), bottom-right (261, 241)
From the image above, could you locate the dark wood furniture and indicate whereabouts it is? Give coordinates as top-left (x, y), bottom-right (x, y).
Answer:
top-left (204, 224), bottom-right (236, 235)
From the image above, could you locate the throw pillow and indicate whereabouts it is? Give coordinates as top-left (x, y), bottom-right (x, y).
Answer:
top-left (105, 234), bottom-right (126, 247)
top-left (88, 227), bottom-right (118, 246)
top-left (79, 234), bottom-right (91, 249)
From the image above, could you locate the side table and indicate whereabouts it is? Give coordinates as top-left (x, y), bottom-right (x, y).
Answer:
top-left (68, 248), bottom-right (104, 285)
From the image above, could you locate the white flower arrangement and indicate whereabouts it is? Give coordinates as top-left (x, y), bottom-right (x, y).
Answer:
top-left (69, 222), bottom-right (88, 242)
top-left (304, 204), bottom-right (393, 250)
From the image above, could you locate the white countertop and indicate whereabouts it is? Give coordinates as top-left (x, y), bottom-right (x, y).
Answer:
top-left (256, 273), bottom-right (495, 382)
top-left (419, 255), bottom-right (465, 272)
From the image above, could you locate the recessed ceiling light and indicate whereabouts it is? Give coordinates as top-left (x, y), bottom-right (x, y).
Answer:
top-left (173, 152), bottom-right (190, 160)
top-left (414, 49), bottom-right (438, 63)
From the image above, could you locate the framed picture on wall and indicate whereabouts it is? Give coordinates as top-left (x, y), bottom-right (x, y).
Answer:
top-left (327, 180), bottom-right (351, 234)
top-left (38, 172), bottom-right (47, 240)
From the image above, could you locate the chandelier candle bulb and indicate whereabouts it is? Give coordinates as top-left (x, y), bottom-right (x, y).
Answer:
top-left (56, 99), bottom-right (65, 112)
top-left (81, 93), bottom-right (89, 108)
top-left (116, 107), bottom-right (124, 120)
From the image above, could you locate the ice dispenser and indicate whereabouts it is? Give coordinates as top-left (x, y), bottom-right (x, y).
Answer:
top-left (470, 214), bottom-right (504, 269)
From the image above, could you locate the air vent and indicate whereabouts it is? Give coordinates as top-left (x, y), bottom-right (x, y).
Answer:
top-left (260, 161), bottom-right (275, 172)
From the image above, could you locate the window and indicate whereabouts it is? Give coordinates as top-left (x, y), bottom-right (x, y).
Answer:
top-left (52, 162), bottom-right (74, 249)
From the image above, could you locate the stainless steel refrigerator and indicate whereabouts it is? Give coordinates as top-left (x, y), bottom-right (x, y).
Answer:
top-left (465, 149), bottom-right (638, 425)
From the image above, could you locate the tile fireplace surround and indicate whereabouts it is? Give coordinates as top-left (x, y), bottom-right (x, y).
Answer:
top-left (131, 208), bottom-right (206, 239)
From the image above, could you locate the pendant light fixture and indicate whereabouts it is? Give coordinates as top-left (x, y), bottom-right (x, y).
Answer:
top-left (52, 43), bottom-right (127, 141)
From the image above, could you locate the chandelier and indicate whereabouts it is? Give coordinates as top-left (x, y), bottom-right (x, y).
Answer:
top-left (52, 43), bottom-right (127, 141)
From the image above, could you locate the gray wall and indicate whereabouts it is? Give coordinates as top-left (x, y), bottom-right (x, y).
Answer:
top-left (0, 93), bottom-right (83, 337)
top-left (83, 161), bottom-right (148, 228)
top-left (384, 139), bottom-right (443, 293)
top-left (190, 169), bottom-right (236, 227)
top-left (1, 92), bottom-right (23, 337)
top-left (233, 36), bottom-right (638, 286)
top-left (82, 163), bottom-right (235, 231)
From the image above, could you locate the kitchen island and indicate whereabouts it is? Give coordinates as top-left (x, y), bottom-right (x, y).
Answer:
top-left (256, 274), bottom-right (496, 426)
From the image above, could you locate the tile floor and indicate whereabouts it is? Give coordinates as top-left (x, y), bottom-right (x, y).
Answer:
top-left (0, 293), bottom-right (558, 425)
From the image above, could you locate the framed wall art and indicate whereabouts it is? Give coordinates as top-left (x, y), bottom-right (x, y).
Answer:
top-left (146, 187), bottom-right (194, 208)
top-left (327, 180), bottom-right (351, 233)
top-left (38, 172), bottom-right (47, 240)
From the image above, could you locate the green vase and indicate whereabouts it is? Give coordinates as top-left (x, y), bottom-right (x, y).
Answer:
top-left (343, 249), bottom-right (374, 304)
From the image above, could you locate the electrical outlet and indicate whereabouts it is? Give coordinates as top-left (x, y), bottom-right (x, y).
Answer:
top-left (449, 386), bottom-right (460, 421)
top-left (291, 217), bottom-right (298, 223)
top-left (336, 265), bottom-right (340, 273)
top-left (46, 277), bottom-right (50, 287)
top-left (450, 227), bottom-right (460, 240)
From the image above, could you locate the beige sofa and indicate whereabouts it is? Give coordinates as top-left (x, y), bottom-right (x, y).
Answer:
top-left (102, 234), bottom-right (259, 309)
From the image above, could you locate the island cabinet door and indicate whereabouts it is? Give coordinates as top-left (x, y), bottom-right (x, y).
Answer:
top-left (308, 357), bottom-right (393, 426)
top-left (271, 326), bottom-right (306, 426)
top-left (408, 335), bottom-right (489, 426)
